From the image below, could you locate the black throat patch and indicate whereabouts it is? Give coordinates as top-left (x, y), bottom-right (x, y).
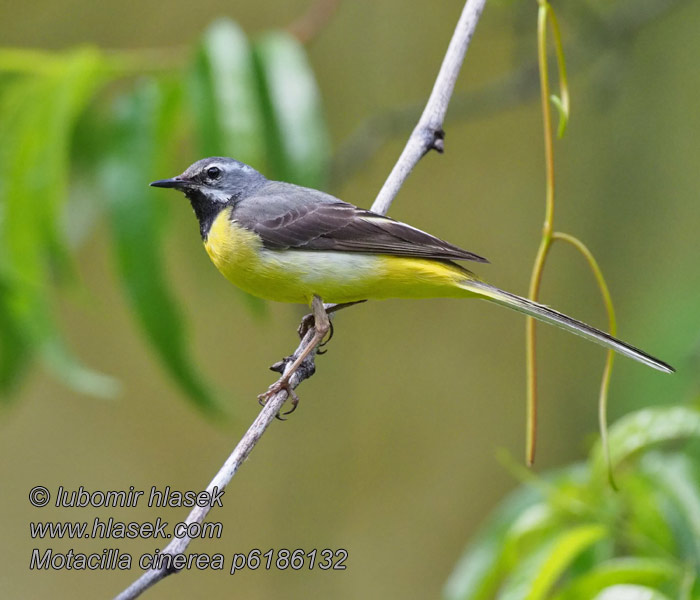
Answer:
top-left (186, 191), bottom-right (231, 241)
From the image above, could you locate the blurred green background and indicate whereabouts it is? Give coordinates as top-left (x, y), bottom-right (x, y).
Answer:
top-left (2, 0), bottom-right (699, 598)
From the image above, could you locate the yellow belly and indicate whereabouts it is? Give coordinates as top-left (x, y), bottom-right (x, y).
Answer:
top-left (204, 208), bottom-right (474, 305)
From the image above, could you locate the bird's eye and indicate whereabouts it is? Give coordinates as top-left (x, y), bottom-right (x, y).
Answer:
top-left (206, 166), bottom-right (221, 180)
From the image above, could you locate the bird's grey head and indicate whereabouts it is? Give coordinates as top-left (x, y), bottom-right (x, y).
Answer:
top-left (151, 157), bottom-right (266, 201)
top-left (150, 157), bottom-right (267, 239)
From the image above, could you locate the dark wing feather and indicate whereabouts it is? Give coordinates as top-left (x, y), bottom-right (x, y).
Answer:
top-left (233, 183), bottom-right (488, 263)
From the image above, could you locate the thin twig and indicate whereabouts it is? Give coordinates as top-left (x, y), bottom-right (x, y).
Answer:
top-left (552, 231), bottom-right (617, 488)
top-left (526, 0), bottom-right (569, 466)
top-left (525, 2), bottom-right (619, 474)
top-left (113, 1), bottom-right (487, 598)
top-left (525, 1), bottom-right (557, 467)
top-left (372, 0), bottom-right (487, 215)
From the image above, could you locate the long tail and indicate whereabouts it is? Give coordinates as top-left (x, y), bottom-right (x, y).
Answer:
top-left (461, 279), bottom-right (674, 373)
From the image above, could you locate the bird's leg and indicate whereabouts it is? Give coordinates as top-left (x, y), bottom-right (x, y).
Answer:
top-left (297, 299), bottom-right (367, 339)
top-left (316, 320), bottom-right (334, 354)
top-left (259, 295), bottom-right (331, 415)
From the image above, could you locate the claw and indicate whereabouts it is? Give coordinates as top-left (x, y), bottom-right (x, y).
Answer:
top-left (257, 390), bottom-right (272, 406)
top-left (316, 320), bottom-right (334, 355)
top-left (319, 320), bottom-right (334, 347)
top-left (297, 313), bottom-right (315, 339)
top-left (282, 387), bottom-right (300, 415)
top-left (258, 378), bottom-right (300, 418)
top-left (257, 381), bottom-right (281, 405)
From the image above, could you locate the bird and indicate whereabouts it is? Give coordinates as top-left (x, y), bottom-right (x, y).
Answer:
top-left (151, 156), bottom-right (673, 407)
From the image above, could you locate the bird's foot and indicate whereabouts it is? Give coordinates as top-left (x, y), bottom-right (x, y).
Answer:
top-left (298, 315), bottom-right (333, 354)
top-left (257, 377), bottom-right (300, 420)
top-left (258, 296), bottom-right (328, 418)
top-left (297, 313), bottom-right (315, 339)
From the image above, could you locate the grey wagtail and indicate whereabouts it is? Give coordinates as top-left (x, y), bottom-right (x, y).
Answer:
top-left (151, 156), bottom-right (673, 404)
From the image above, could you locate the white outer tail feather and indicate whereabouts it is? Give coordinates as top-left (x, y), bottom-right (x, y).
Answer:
top-left (461, 279), bottom-right (674, 374)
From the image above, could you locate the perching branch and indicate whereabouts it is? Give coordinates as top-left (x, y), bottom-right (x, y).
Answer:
top-left (114, 1), bottom-right (486, 597)
top-left (371, 0), bottom-right (486, 215)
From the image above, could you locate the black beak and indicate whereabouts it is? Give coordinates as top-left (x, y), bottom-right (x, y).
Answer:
top-left (149, 177), bottom-right (188, 189)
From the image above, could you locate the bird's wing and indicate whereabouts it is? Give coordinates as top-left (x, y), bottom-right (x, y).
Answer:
top-left (233, 185), bottom-right (488, 263)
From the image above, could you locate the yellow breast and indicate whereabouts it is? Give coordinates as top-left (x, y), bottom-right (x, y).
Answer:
top-left (203, 207), bottom-right (278, 297)
top-left (205, 208), bottom-right (261, 269)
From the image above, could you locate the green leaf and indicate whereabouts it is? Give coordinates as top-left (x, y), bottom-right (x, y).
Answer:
top-left (190, 18), bottom-right (265, 165)
top-left (0, 49), bottom-right (117, 398)
top-left (617, 472), bottom-right (676, 558)
top-left (592, 584), bottom-right (673, 600)
top-left (591, 406), bottom-right (700, 478)
top-left (552, 557), bottom-right (679, 600)
top-left (0, 82), bottom-right (33, 396)
top-left (497, 524), bottom-right (607, 600)
top-left (189, 18), bottom-right (266, 316)
top-left (41, 335), bottom-right (119, 397)
top-left (14, 48), bottom-right (103, 281)
top-left (443, 485), bottom-right (542, 600)
top-left (253, 30), bottom-right (330, 188)
top-left (0, 281), bottom-right (32, 397)
top-left (101, 80), bottom-right (222, 415)
top-left (640, 453), bottom-right (700, 565)
top-left (444, 461), bottom-right (598, 600)
top-left (0, 47), bottom-right (62, 74)
top-left (501, 502), bottom-right (557, 564)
